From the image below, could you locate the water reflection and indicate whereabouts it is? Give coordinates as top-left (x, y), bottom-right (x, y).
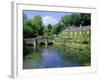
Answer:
top-left (23, 45), bottom-right (86, 69)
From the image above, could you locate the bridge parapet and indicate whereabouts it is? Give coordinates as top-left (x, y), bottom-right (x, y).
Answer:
top-left (24, 37), bottom-right (55, 47)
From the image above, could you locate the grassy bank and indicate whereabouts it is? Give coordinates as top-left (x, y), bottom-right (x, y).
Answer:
top-left (54, 30), bottom-right (91, 66)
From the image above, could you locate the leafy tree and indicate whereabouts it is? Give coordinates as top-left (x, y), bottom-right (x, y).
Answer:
top-left (47, 24), bottom-right (52, 32)
top-left (51, 26), bottom-right (56, 34)
top-left (46, 24), bottom-right (53, 36)
top-left (54, 22), bottom-right (63, 34)
top-left (31, 16), bottom-right (44, 37)
top-left (61, 15), bottom-right (71, 27)
top-left (80, 13), bottom-right (91, 26)
top-left (70, 13), bottom-right (81, 27)
top-left (23, 25), bottom-right (33, 38)
top-left (23, 14), bottom-right (33, 38)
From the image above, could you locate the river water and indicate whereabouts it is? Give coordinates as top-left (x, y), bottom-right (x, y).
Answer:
top-left (23, 45), bottom-right (85, 69)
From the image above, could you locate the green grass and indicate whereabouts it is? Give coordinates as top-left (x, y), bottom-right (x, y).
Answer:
top-left (54, 30), bottom-right (91, 66)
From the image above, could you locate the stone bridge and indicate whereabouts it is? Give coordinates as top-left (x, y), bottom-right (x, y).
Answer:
top-left (24, 36), bottom-right (56, 47)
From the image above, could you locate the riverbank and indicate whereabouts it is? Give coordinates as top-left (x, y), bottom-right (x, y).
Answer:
top-left (54, 42), bottom-right (90, 66)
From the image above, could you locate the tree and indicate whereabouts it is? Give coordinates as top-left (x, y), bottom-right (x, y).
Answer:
top-left (80, 13), bottom-right (91, 26)
top-left (51, 26), bottom-right (56, 34)
top-left (46, 24), bottom-right (53, 36)
top-left (23, 23), bottom-right (33, 38)
top-left (47, 24), bottom-right (52, 32)
top-left (61, 15), bottom-right (71, 27)
top-left (23, 14), bottom-right (33, 38)
top-left (70, 13), bottom-right (81, 27)
top-left (54, 22), bottom-right (63, 34)
top-left (31, 16), bottom-right (44, 37)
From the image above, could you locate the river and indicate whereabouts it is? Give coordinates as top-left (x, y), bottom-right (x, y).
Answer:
top-left (23, 44), bottom-right (87, 69)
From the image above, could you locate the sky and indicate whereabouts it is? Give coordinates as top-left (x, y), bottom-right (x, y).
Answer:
top-left (23, 10), bottom-right (72, 26)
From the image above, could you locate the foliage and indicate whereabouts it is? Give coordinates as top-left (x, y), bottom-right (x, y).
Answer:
top-left (79, 31), bottom-right (90, 44)
top-left (59, 13), bottom-right (91, 27)
top-left (31, 16), bottom-right (44, 37)
top-left (61, 15), bottom-right (71, 27)
top-left (47, 24), bottom-right (53, 36)
top-left (23, 15), bottom-right (44, 38)
top-left (23, 13), bottom-right (91, 38)
top-left (80, 13), bottom-right (91, 26)
top-left (54, 22), bottom-right (63, 34)
top-left (23, 25), bottom-right (33, 38)
top-left (70, 13), bottom-right (81, 27)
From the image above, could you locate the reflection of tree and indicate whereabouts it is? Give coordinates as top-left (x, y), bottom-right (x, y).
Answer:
top-left (33, 51), bottom-right (42, 64)
top-left (23, 40), bottom-right (29, 58)
top-left (55, 45), bottom-right (79, 62)
top-left (24, 46), bottom-right (42, 67)
top-left (55, 44), bottom-right (90, 66)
